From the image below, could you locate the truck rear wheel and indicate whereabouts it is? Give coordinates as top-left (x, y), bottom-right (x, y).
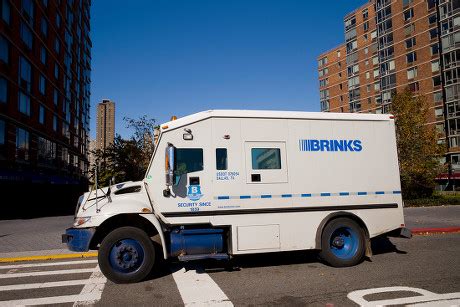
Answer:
top-left (319, 218), bottom-right (365, 267)
top-left (98, 226), bottom-right (155, 284)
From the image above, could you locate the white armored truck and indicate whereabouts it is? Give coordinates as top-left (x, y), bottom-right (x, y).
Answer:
top-left (63, 110), bottom-right (411, 283)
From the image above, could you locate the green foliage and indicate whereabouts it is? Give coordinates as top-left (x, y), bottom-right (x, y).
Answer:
top-left (404, 193), bottom-right (460, 207)
top-left (89, 116), bottom-right (156, 186)
top-left (391, 89), bottom-right (446, 199)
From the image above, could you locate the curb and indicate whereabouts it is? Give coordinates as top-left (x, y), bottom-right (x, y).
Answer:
top-left (411, 227), bottom-right (460, 235)
top-left (0, 252), bottom-right (98, 263)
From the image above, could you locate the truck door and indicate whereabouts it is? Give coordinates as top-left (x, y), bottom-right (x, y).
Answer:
top-left (244, 141), bottom-right (288, 184)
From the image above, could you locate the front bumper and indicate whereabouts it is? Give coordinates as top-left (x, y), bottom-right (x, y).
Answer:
top-left (62, 227), bottom-right (96, 252)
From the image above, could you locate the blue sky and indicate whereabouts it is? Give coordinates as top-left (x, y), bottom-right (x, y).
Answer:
top-left (90, 0), bottom-right (365, 138)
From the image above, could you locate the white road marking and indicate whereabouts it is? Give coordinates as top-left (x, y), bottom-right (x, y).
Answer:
top-left (0, 278), bottom-right (106, 291)
top-left (0, 261), bottom-right (107, 307)
top-left (0, 260), bottom-right (98, 270)
top-left (0, 293), bottom-right (102, 306)
top-left (73, 265), bottom-right (107, 306)
top-left (0, 268), bottom-right (94, 279)
top-left (171, 266), bottom-right (233, 306)
top-left (347, 286), bottom-right (460, 306)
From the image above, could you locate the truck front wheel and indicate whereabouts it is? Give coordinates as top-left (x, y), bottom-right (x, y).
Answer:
top-left (98, 226), bottom-right (156, 283)
top-left (319, 218), bottom-right (366, 267)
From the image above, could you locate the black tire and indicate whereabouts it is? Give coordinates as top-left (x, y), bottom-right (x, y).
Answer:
top-left (319, 218), bottom-right (366, 267)
top-left (98, 226), bottom-right (156, 284)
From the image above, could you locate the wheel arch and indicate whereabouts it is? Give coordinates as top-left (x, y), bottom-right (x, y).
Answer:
top-left (90, 214), bottom-right (167, 259)
top-left (315, 211), bottom-right (370, 252)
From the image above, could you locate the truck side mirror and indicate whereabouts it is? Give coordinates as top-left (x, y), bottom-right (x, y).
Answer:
top-left (164, 143), bottom-right (175, 196)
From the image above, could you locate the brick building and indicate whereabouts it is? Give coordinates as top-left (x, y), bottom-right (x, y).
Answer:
top-left (318, 0), bottom-right (460, 187)
top-left (0, 0), bottom-right (92, 216)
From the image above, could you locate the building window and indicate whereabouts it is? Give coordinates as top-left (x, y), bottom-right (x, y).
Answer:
top-left (40, 46), bottom-right (46, 64)
top-left (38, 137), bottom-right (56, 164)
top-left (371, 30), bottom-right (377, 40)
top-left (39, 105), bottom-right (45, 124)
top-left (18, 91), bottom-right (30, 115)
top-left (363, 8), bottom-right (368, 20)
top-left (39, 74), bottom-right (46, 95)
top-left (0, 35), bottom-right (8, 63)
top-left (430, 28), bottom-right (438, 40)
top-left (0, 77), bottom-right (6, 103)
top-left (216, 148), bottom-right (228, 170)
top-left (251, 148), bottom-right (281, 170)
top-left (372, 56), bottom-right (378, 65)
top-left (404, 8), bottom-right (414, 21)
top-left (366, 71), bottom-right (370, 79)
top-left (41, 18), bottom-right (48, 37)
top-left (54, 38), bottom-right (60, 54)
top-left (405, 37), bottom-right (416, 48)
top-left (53, 115), bottom-right (57, 131)
top-left (0, 119), bottom-right (4, 145)
top-left (56, 13), bottom-right (61, 28)
top-left (20, 22), bottom-right (33, 49)
top-left (404, 24), bottom-right (415, 35)
top-left (19, 56), bottom-right (32, 92)
top-left (373, 68), bottom-right (379, 78)
top-left (403, 0), bottom-right (413, 6)
top-left (408, 82), bottom-right (419, 92)
top-left (364, 21), bottom-right (369, 31)
top-left (435, 108), bottom-right (443, 117)
top-left (406, 51), bottom-right (417, 63)
top-left (21, 0), bottom-right (34, 23)
top-left (407, 67), bottom-right (418, 80)
top-left (427, 0), bottom-right (436, 10)
top-left (433, 75), bottom-right (442, 87)
top-left (1, 0), bottom-right (11, 24)
top-left (318, 57), bottom-right (328, 67)
top-left (54, 63), bottom-right (59, 79)
top-left (16, 127), bottom-right (30, 161)
top-left (431, 43), bottom-right (439, 55)
top-left (41, 0), bottom-right (48, 7)
top-left (429, 14), bottom-right (437, 24)
top-left (53, 89), bottom-right (58, 106)
top-left (434, 91), bottom-right (443, 102)
top-left (432, 60), bottom-right (440, 72)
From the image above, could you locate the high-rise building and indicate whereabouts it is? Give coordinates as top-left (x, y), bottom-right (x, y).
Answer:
top-left (0, 0), bottom-right (92, 216)
top-left (96, 99), bottom-right (115, 151)
top-left (317, 0), bottom-right (460, 185)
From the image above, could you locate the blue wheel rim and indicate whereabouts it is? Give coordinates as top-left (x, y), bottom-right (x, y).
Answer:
top-left (109, 239), bottom-right (145, 274)
top-left (329, 226), bottom-right (359, 260)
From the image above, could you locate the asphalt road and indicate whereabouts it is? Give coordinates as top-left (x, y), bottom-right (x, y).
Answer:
top-left (0, 233), bottom-right (459, 306)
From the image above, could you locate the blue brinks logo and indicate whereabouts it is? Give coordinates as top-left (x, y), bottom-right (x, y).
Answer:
top-left (187, 185), bottom-right (203, 201)
top-left (299, 139), bottom-right (363, 152)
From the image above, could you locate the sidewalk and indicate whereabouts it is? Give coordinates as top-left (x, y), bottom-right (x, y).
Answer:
top-left (0, 206), bottom-right (459, 258)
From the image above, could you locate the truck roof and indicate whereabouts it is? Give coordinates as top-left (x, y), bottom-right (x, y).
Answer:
top-left (160, 110), bottom-right (393, 131)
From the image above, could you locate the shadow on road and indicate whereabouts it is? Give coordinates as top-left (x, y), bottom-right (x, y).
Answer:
top-left (143, 237), bottom-right (408, 282)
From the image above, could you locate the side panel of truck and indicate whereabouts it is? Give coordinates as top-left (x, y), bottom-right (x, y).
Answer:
top-left (146, 116), bottom-right (403, 255)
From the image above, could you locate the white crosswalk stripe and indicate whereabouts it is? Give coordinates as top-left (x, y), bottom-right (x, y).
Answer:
top-left (0, 258), bottom-right (106, 307)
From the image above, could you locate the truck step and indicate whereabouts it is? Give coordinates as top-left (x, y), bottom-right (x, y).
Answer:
top-left (178, 253), bottom-right (229, 261)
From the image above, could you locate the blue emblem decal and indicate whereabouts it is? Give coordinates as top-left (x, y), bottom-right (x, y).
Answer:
top-left (187, 185), bottom-right (203, 201)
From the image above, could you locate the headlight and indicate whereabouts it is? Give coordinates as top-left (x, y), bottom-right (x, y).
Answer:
top-left (74, 216), bottom-right (91, 226)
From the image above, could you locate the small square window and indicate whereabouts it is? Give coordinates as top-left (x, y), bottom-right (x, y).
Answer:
top-left (216, 148), bottom-right (227, 170)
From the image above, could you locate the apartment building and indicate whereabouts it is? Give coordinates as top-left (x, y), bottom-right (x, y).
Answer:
top-left (0, 0), bottom-right (92, 216)
top-left (318, 0), bottom-right (460, 184)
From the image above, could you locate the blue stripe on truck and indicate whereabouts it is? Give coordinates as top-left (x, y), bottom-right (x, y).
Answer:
top-left (214, 190), bottom-right (402, 200)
